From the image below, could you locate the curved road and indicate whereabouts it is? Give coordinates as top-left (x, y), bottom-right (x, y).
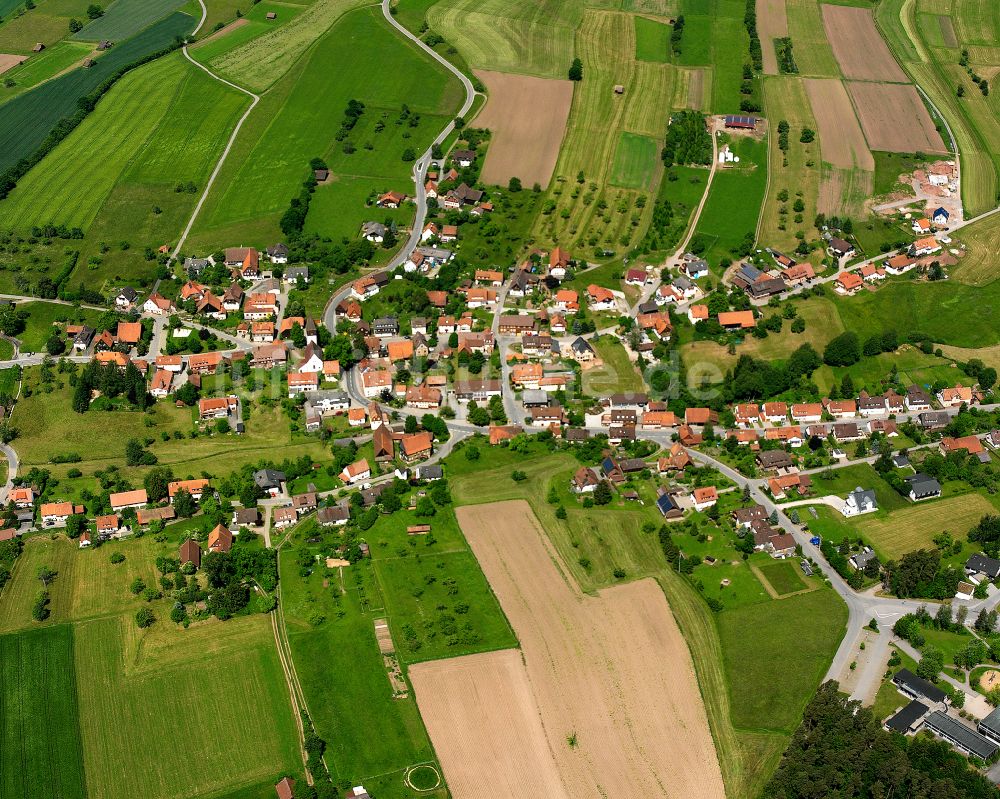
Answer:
top-left (171, 0), bottom-right (261, 261)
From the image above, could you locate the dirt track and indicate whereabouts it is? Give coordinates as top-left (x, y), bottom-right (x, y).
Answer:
top-left (474, 70), bottom-right (573, 189)
top-left (756, 0), bottom-right (788, 75)
top-left (847, 81), bottom-right (948, 154)
top-left (821, 5), bottom-right (908, 82)
top-left (412, 500), bottom-right (725, 799)
top-left (804, 78), bottom-right (874, 170)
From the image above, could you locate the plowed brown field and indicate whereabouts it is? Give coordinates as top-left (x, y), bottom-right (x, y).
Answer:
top-left (821, 5), bottom-right (907, 82)
top-left (474, 70), bottom-right (573, 188)
top-left (410, 500), bottom-right (725, 799)
top-left (804, 78), bottom-right (874, 169)
top-left (847, 81), bottom-right (948, 154)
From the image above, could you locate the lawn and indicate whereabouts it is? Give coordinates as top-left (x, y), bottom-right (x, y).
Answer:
top-left (855, 492), bottom-right (998, 560)
top-left (1, 53), bottom-right (247, 234)
top-left (16, 301), bottom-right (104, 352)
top-left (757, 559), bottom-right (808, 595)
top-left (690, 133), bottom-right (768, 269)
top-left (586, 334), bottom-right (647, 395)
top-left (634, 14), bottom-right (671, 62)
top-left (806, 463), bottom-right (909, 513)
top-left (427, 0), bottom-right (584, 79)
top-left (0, 624), bottom-right (87, 799)
top-left (192, 6), bottom-right (461, 250)
top-left (610, 131), bottom-right (661, 190)
top-left (73, 0), bottom-right (188, 41)
top-left (531, 9), bottom-right (675, 253)
top-left (717, 588), bottom-right (847, 732)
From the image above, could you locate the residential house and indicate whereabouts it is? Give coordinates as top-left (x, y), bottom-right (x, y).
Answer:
top-left (114, 287), bottom-right (138, 310)
top-left (179, 539), bottom-right (201, 569)
top-left (400, 432), bottom-right (433, 462)
top-left (267, 243), bottom-right (289, 264)
top-left (685, 407), bottom-right (718, 426)
top-left (254, 469), bottom-right (286, 497)
top-left (208, 524), bottom-right (233, 553)
top-left (340, 458), bottom-right (372, 484)
top-left (913, 236), bottom-right (941, 256)
top-left (827, 237), bottom-right (856, 258)
top-left (692, 486), bottom-right (718, 511)
top-left (843, 487), bottom-right (878, 517)
top-left (937, 384), bottom-right (973, 407)
top-left (198, 396), bottom-right (238, 420)
top-left (318, 506), bottom-right (350, 527)
top-left (109, 489), bottom-right (147, 513)
top-left (168, 479), bottom-right (210, 503)
top-left (906, 473), bottom-right (942, 501)
top-left (586, 284), bottom-right (616, 311)
top-left (835, 271), bottom-right (863, 295)
top-left (288, 371), bottom-right (319, 396)
top-left (718, 310), bottom-right (756, 330)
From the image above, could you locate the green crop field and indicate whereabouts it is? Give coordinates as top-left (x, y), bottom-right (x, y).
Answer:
top-left (0, 40), bottom-right (93, 99)
top-left (73, 0), bottom-right (188, 41)
top-left (208, 0), bottom-right (371, 90)
top-left (690, 134), bottom-right (768, 268)
top-left (192, 6), bottom-right (461, 249)
top-left (759, 75), bottom-right (825, 250)
top-left (634, 14), bottom-right (671, 62)
top-left (189, 1), bottom-right (305, 64)
top-left (532, 9), bottom-right (675, 252)
top-left (427, 0), bottom-right (584, 78)
top-left (856, 492), bottom-right (998, 560)
top-left (1, 53), bottom-right (246, 234)
top-left (784, 0), bottom-right (841, 78)
top-left (0, 531), bottom-right (302, 799)
top-left (0, 0), bottom-right (94, 54)
top-left (0, 11), bottom-right (196, 173)
top-left (0, 625), bottom-right (87, 799)
top-left (610, 131), bottom-right (660, 189)
top-left (757, 560), bottom-right (808, 596)
top-left (717, 588), bottom-right (847, 732)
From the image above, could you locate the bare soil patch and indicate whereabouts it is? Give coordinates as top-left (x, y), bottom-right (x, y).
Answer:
top-left (981, 669), bottom-right (1000, 692)
top-left (821, 5), bottom-right (908, 82)
top-left (757, 0), bottom-right (788, 75)
top-left (803, 78), bottom-right (874, 170)
top-left (847, 81), bottom-right (948, 154)
top-left (192, 17), bottom-right (249, 47)
top-left (474, 69), bottom-right (573, 189)
top-left (0, 54), bottom-right (26, 74)
top-left (416, 500), bottom-right (725, 799)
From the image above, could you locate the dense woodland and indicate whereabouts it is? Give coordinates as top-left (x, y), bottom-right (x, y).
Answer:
top-left (765, 682), bottom-right (1000, 799)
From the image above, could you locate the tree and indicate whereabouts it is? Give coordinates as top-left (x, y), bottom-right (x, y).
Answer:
top-left (594, 480), bottom-right (612, 506)
top-left (799, 128), bottom-right (815, 143)
top-left (86, 3), bottom-right (102, 18)
top-left (173, 488), bottom-right (196, 518)
top-left (568, 58), bottom-right (583, 81)
top-left (46, 333), bottom-right (65, 356)
top-left (65, 514), bottom-right (86, 540)
top-left (36, 565), bottom-right (56, 587)
top-left (144, 466), bottom-right (173, 502)
top-left (823, 331), bottom-right (861, 366)
top-left (72, 379), bottom-right (91, 414)
top-left (508, 177), bottom-right (522, 192)
top-left (135, 608), bottom-right (155, 628)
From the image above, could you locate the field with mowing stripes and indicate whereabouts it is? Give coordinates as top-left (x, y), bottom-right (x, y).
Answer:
top-left (610, 131), bottom-right (660, 189)
top-left (0, 625), bottom-right (87, 799)
top-left (634, 14), bottom-right (671, 62)
top-left (0, 40), bottom-right (92, 99)
top-left (73, 0), bottom-right (188, 41)
top-left (427, 0), bottom-right (583, 78)
top-left (0, 54), bottom-right (247, 230)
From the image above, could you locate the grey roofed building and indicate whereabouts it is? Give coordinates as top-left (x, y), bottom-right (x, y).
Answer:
top-left (917, 411), bottom-right (951, 430)
top-left (414, 246), bottom-right (453, 263)
top-left (884, 699), bottom-right (929, 733)
top-left (966, 552), bottom-right (1000, 580)
top-left (564, 428), bottom-right (589, 441)
top-left (284, 266), bottom-right (309, 282)
top-left (317, 505), bottom-right (350, 526)
top-left (253, 468), bottom-right (286, 491)
top-left (848, 546), bottom-right (877, 570)
top-left (116, 286), bottom-right (138, 303)
top-left (73, 326), bottom-right (96, 351)
top-left (923, 710), bottom-right (999, 760)
top-left (522, 390), bottom-right (550, 408)
top-left (267, 243), bottom-right (289, 259)
top-left (844, 487), bottom-right (878, 516)
top-left (362, 221), bottom-right (386, 238)
top-left (416, 465), bottom-right (443, 481)
top-left (892, 668), bottom-right (947, 704)
top-left (233, 507), bottom-right (261, 526)
top-left (609, 392), bottom-right (649, 408)
top-left (756, 449), bottom-right (793, 469)
top-left (672, 275), bottom-right (695, 292)
top-left (637, 299), bottom-right (658, 315)
top-left (978, 705), bottom-right (1000, 744)
top-left (905, 473), bottom-right (941, 500)
top-left (892, 454), bottom-right (911, 468)
top-left (185, 257), bottom-right (211, 276)
top-left (571, 337), bottom-right (595, 355)
top-left (656, 492), bottom-right (682, 518)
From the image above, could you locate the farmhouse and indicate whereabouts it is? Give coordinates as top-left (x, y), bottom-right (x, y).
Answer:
top-left (340, 458), bottom-right (372, 484)
top-left (208, 524), bottom-right (233, 553)
top-left (169, 479), bottom-right (211, 502)
top-left (137, 506), bottom-right (175, 527)
top-left (41, 502), bottom-right (79, 527)
top-left (110, 489), bottom-right (148, 513)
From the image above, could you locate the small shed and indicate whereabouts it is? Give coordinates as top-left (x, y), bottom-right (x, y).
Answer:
top-left (266, 11), bottom-right (276, 19)
top-left (613, 84), bottom-right (624, 94)
top-left (82, 58), bottom-right (94, 68)
top-left (32, 43), bottom-right (45, 52)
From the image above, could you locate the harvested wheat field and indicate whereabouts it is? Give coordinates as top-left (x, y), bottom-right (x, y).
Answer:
top-left (410, 650), bottom-right (571, 799)
top-left (804, 78), bottom-right (874, 170)
top-left (415, 500), bottom-right (725, 799)
top-left (847, 81), bottom-right (948, 154)
top-left (0, 54), bottom-right (26, 74)
top-left (474, 70), bottom-right (573, 188)
top-left (757, 0), bottom-right (788, 75)
top-left (686, 67), bottom-right (707, 109)
top-left (821, 5), bottom-right (907, 83)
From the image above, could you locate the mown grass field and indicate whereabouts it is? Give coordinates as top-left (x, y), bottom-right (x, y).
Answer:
top-left (73, 0), bottom-right (188, 41)
top-left (0, 11), bottom-right (196, 173)
top-left (953, 212), bottom-right (1000, 286)
top-left (634, 14), bottom-right (671, 62)
top-left (690, 134), bottom-right (768, 268)
top-left (0, 40), bottom-right (93, 99)
top-left (448, 442), bottom-right (846, 799)
top-left (189, 1), bottom-right (306, 64)
top-left (756, 560), bottom-right (807, 596)
top-left (16, 301), bottom-right (104, 351)
top-left (806, 463), bottom-right (910, 513)
top-left (192, 6), bottom-right (461, 249)
top-left (610, 131), bottom-right (660, 190)
top-left (427, 0), bottom-right (583, 78)
top-left (532, 9), bottom-right (673, 253)
top-left (1, 53), bottom-right (247, 234)
top-left (0, 0), bottom-right (93, 54)
top-left (784, 0), bottom-right (841, 77)
top-left (673, 0), bottom-right (748, 113)
top-left (855, 492), bottom-right (998, 560)
top-left (875, 0), bottom-right (999, 215)
top-left (208, 0), bottom-right (371, 90)
top-left (0, 624), bottom-right (87, 799)
top-left (586, 334), bottom-right (647, 394)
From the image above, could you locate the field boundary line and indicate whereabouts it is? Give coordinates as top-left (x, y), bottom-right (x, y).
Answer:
top-left (170, 0), bottom-right (260, 261)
